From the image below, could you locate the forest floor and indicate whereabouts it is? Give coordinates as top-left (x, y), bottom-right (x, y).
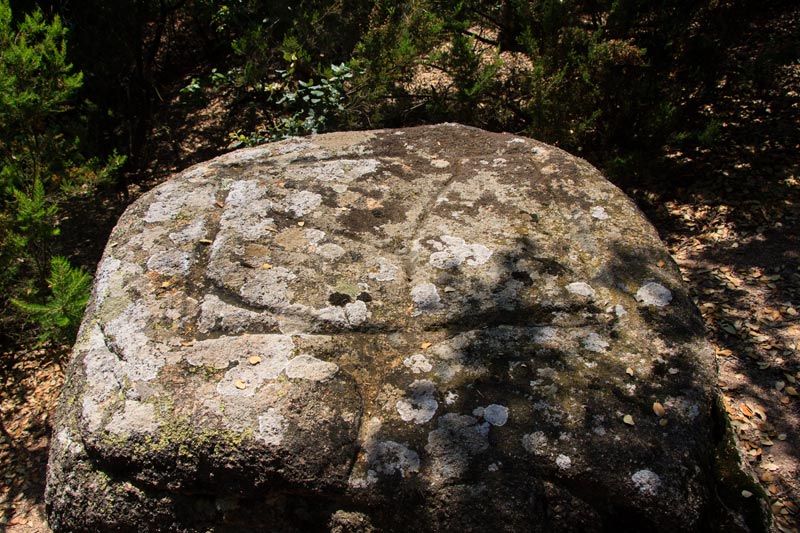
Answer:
top-left (1, 7), bottom-right (799, 533)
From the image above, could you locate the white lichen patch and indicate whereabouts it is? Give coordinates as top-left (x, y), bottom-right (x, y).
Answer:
top-left (146, 249), bottom-right (191, 276)
top-left (144, 199), bottom-right (181, 223)
top-left (615, 304), bottom-right (627, 317)
top-left (304, 228), bottom-right (326, 244)
top-left (371, 441), bottom-right (420, 476)
top-left (209, 335), bottom-right (294, 396)
top-left (315, 243), bottom-right (346, 260)
top-left (240, 267), bottom-right (296, 308)
top-left (479, 404), bottom-right (509, 426)
top-left (225, 180), bottom-right (265, 206)
top-left (396, 379), bottom-right (438, 424)
top-left (631, 469), bottom-right (662, 496)
top-left (348, 469), bottom-right (379, 489)
top-left (368, 258), bottom-right (400, 282)
top-left (56, 428), bottom-right (85, 456)
top-left (169, 217), bottom-right (207, 244)
top-left (403, 354), bottom-right (433, 374)
top-left (257, 408), bottom-right (286, 445)
top-left (92, 256), bottom-right (122, 310)
top-left (591, 206), bottom-right (610, 220)
top-left (556, 454), bottom-right (572, 470)
top-left (294, 158), bottom-right (380, 183)
top-left (428, 235), bottom-right (492, 269)
top-left (636, 282), bottom-right (673, 307)
top-left (566, 282), bottom-right (596, 299)
top-left (444, 391), bottom-right (459, 405)
top-left (283, 190), bottom-right (322, 217)
top-left (430, 159), bottom-right (450, 168)
top-left (345, 300), bottom-right (369, 326)
top-left (103, 302), bottom-right (165, 382)
top-left (411, 282), bottom-right (442, 314)
top-left (582, 332), bottom-right (610, 353)
top-left (522, 431), bottom-right (548, 456)
top-left (531, 326), bottom-right (557, 343)
top-left (105, 400), bottom-right (157, 436)
top-left (285, 354), bottom-right (339, 381)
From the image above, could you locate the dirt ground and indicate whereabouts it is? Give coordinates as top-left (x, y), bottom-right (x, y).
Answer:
top-left (1, 6), bottom-right (798, 531)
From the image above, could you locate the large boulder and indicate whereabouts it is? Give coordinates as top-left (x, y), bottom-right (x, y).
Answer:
top-left (47, 124), bottom-right (763, 532)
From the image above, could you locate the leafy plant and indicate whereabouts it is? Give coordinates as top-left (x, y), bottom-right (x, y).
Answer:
top-left (229, 62), bottom-right (355, 147)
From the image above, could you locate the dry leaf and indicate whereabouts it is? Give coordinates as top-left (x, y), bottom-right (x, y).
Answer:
top-left (785, 386), bottom-right (798, 396)
top-left (659, 418), bottom-right (669, 427)
top-left (420, 342), bottom-right (433, 350)
top-left (297, 221), bottom-right (305, 227)
top-left (741, 490), bottom-right (753, 498)
top-left (775, 381), bottom-right (786, 391)
top-left (262, 263), bottom-right (273, 269)
top-left (623, 414), bottom-right (635, 426)
top-left (653, 402), bottom-right (666, 417)
top-left (739, 403), bottom-right (754, 417)
top-left (625, 367), bottom-right (634, 377)
top-left (657, 260), bottom-right (666, 268)
top-left (215, 201), bottom-right (225, 208)
top-left (366, 198), bottom-right (384, 210)
top-left (235, 380), bottom-right (247, 390)
top-left (248, 356), bottom-right (262, 365)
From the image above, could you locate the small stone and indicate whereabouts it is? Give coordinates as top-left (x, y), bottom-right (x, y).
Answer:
top-left (248, 356), bottom-right (262, 365)
top-left (234, 380), bottom-right (247, 390)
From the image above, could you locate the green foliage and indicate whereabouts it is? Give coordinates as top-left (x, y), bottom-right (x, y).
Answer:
top-left (229, 62), bottom-right (355, 147)
top-left (0, 0), bottom-right (111, 345)
top-left (8, 178), bottom-right (60, 284)
top-left (12, 256), bottom-right (91, 345)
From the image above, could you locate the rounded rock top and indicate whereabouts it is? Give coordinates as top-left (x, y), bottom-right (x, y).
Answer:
top-left (47, 124), bottom-right (755, 533)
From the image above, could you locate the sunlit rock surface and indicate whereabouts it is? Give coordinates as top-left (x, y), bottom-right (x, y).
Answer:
top-left (46, 124), bottom-right (763, 532)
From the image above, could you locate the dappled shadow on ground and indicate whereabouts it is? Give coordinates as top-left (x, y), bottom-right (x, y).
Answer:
top-left (612, 3), bottom-right (800, 529)
top-left (0, 346), bottom-right (65, 531)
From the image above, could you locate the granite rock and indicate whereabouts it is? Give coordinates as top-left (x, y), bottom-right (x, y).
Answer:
top-left (46, 124), bottom-right (765, 532)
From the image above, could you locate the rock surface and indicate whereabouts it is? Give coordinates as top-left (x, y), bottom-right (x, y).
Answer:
top-left (46, 124), bottom-right (761, 531)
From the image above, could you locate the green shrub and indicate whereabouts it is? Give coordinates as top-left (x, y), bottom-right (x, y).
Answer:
top-left (12, 256), bottom-right (91, 346)
top-left (0, 0), bottom-right (111, 345)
